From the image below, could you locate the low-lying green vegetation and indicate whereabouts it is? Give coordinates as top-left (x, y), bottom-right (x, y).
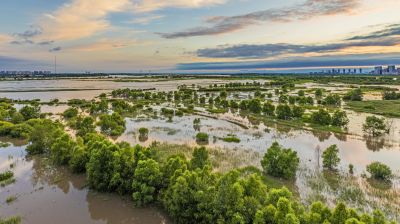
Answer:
top-left (346, 100), bottom-right (400, 118)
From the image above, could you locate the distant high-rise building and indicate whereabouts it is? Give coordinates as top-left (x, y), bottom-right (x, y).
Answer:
top-left (388, 65), bottom-right (396, 74)
top-left (374, 66), bottom-right (383, 75)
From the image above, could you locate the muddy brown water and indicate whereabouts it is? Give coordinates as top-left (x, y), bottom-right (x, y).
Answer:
top-left (0, 144), bottom-right (170, 224)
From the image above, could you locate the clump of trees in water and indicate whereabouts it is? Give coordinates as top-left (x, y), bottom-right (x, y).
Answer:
top-left (10, 117), bottom-right (394, 224)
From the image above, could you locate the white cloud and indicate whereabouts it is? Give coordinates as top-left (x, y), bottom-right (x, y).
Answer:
top-left (131, 0), bottom-right (226, 12)
top-left (39, 0), bottom-right (132, 41)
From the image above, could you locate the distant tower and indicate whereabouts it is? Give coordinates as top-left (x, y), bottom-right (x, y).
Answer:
top-left (54, 56), bottom-right (57, 74)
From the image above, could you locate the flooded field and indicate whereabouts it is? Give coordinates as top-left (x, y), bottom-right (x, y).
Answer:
top-left (0, 143), bottom-right (170, 224)
top-left (1, 78), bottom-right (400, 222)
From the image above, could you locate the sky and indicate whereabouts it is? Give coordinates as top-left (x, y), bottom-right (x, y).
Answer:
top-left (0, 0), bottom-right (399, 73)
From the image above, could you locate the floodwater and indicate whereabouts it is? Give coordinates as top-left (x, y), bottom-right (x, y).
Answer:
top-left (118, 112), bottom-right (400, 176)
top-left (1, 78), bottom-right (400, 221)
top-left (0, 78), bottom-right (245, 101)
top-left (0, 143), bottom-right (170, 224)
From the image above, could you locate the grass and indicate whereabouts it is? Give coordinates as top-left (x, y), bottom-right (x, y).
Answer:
top-left (221, 135), bottom-right (241, 143)
top-left (0, 171), bottom-right (15, 187)
top-left (346, 100), bottom-right (400, 117)
top-left (6, 195), bottom-right (17, 204)
top-left (0, 216), bottom-right (21, 224)
top-left (151, 142), bottom-right (261, 173)
top-left (0, 142), bottom-right (10, 148)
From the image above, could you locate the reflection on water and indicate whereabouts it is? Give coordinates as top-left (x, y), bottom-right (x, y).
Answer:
top-left (0, 144), bottom-right (170, 224)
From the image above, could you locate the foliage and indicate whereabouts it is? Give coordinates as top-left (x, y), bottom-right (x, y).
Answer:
top-left (26, 119), bottom-right (64, 154)
top-left (331, 110), bottom-right (349, 127)
top-left (322, 94), bottom-right (341, 107)
top-left (366, 162), bottom-right (392, 181)
top-left (322, 145), bottom-right (341, 170)
top-left (132, 159), bottom-right (162, 206)
top-left (276, 104), bottom-right (292, 120)
top-left (62, 107), bottom-right (79, 119)
top-left (75, 116), bottom-right (96, 137)
top-left (195, 132), bottom-right (209, 143)
top-left (190, 147), bottom-right (210, 170)
top-left (98, 112), bottom-right (126, 136)
top-left (362, 116), bottom-right (389, 136)
top-left (311, 109), bottom-right (332, 126)
top-left (343, 88), bottom-right (363, 101)
top-left (0, 170), bottom-right (13, 182)
top-left (19, 105), bottom-right (41, 120)
top-left (261, 142), bottom-right (300, 179)
top-left (263, 102), bottom-right (275, 116)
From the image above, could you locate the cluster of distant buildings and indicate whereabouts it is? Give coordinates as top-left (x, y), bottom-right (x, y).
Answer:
top-left (0, 70), bottom-right (52, 77)
top-left (320, 68), bottom-right (364, 75)
top-left (373, 65), bottom-right (400, 75)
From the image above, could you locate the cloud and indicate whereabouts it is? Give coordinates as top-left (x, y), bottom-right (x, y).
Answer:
top-left (177, 53), bottom-right (400, 70)
top-left (39, 0), bottom-right (132, 41)
top-left (128, 14), bottom-right (164, 25)
top-left (132, 0), bottom-right (226, 12)
top-left (14, 26), bottom-right (43, 39)
top-left (159, 0), bottom-right (361, 38)
top-left (68, 39), bottom-right (138, 51)
top-left (196, 38), bottom-right (400, 59)
top-left (347, 23), bottom-right (400, 40)
top-left (49, 47), bottom-right (62, 52)
top-left (37, 40), bottom-right (55, 45)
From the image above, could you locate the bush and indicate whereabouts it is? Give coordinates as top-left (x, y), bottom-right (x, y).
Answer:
top-left (190, 147), bottom-right (210, 170)
top-left (331, 110), bottom-right (349, 127)
top-left (322, 145), bottom-right (340, 170)
top-left (263, 102), bottom-right (275, 116)
top-left (311, 109), bottom-right (331, 126)
top-left (362, 116), bottom-right (388, 136)
top-left (276, 104), bottom-right (292, 120)
top-left (0, 170), bottom-right (13, 182)
top-left (195, 132), bottom-right (209, 143)
top-left (343, 88), bottom-right (363, 101)
top-left (261, 142), bottom-right (299, 179)
top-left (139, 127), bottom-right (149, 137)
top-left (9, 123), bottom-right (33, 139)
top-left (132, 159), bottom-right (162, 206)
top-left (19, 105), bottom-right (40, 120)
top-left (98, 112), bottom-right (126, 136)
top-left (366, 162), bottom-right (392, 181)
top-left (62, 107), bottom-right (79, 119)
top-left (221, 135), bottom-right (240, 143)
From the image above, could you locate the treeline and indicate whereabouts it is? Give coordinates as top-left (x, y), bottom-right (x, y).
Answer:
top-left (12, 116), bottom-right (395, 224)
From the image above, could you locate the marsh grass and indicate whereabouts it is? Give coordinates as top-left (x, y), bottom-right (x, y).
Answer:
top-left (152, 142), bottom-right (261, 173)
top-left (300, 166), bottom-right (400, 221)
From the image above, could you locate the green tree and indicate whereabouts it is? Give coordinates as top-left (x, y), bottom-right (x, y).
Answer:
top-left (331, 110), bottom-right (349, 127)
top-left (98, 112), bottom-right (126, 136)
top-left (190, 147), bottom-right (210, 170)
top-left (261, 142), bottom-right (299, 179)
top-left (51, 133), bottom-right (77, 165)
top-left (20, 105), bottom-right (40, 120)
top-left (26, 119), bottom-right (64, 154)
top-left (276, 104), bottom-right (292, 120)
top-left (343, 88), bottom-right (363, 101)
top-left (366, 162), bottom-right (392, 181)
top-left (76, 116), bottom-right (96, 137)
top-left (86, 140), bottom-right (119, 191)
top-left (248, 99), bottom-right (262, 114)
top-left (322, 145), bottom-right (340, 170)
top-left (311, 109), bottom-right (332, 126)
top-left (362, 116), bottom-right (388, 136)
top-left (263, 102), bottom-right (275, 116)
top-left (132, 159), bottom-right (162, 206)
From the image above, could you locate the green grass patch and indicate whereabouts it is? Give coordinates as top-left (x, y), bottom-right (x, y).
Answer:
top-left (221, 135), bottom-right (241, 143)
top-left (346, 100), bottom-right (400, 117)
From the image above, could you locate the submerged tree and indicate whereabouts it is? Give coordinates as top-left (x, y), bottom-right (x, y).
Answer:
top-left (261, 142), bottom-right (299, 179)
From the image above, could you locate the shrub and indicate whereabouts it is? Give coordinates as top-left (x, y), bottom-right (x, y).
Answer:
top-left (0, 170), bottom-right (13, 182)
top-left (366, 162), bottom-right (392, 181)
top-left (343, 88), bottom-right (363, 101)
top-left (190, 147), bottom-right (210, 170)
top-left (62, 107), bottom-right (79, 119)
top-left (261, 142), bottom-right (299, 179)
top-left (139, 127), bottom-right (149, 137)
top-left (19, 105), bottom-right (40, 120)
top-left (195, 132), bottom-right (209, 143)
top-left (98, 112), bottom-right (126, 136)
top-left (362, 116), bottom-right (389, 136)
top-left (221, 135), bottom-right (240, 143)
top-left (311, 109), bottom-right (331, 126)
top-left (322, 145), bottom-right (340, 170)
top-left (132, 159), bottom-right (161, 206)
top-left (276, 104), bottom-right (292, 120)
top-left (331, 110), bottom-right (349, 127)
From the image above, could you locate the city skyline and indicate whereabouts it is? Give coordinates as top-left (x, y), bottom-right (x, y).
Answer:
top-left (0, 0), bottom-right (400, 73)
